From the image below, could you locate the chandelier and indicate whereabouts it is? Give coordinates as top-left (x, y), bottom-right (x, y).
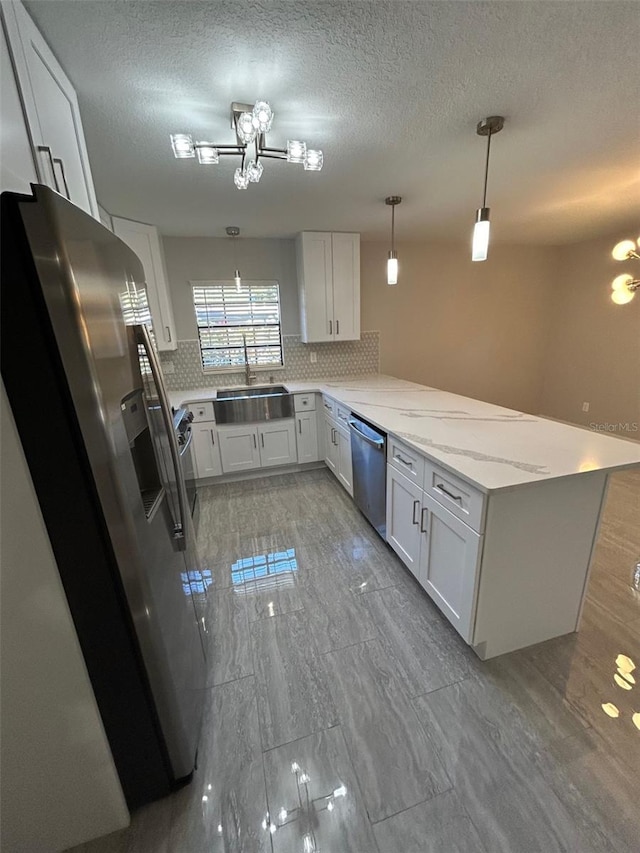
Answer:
top-left (610, 237), bottom-right (640, 305)
top-left (170, 100), bottom-right (324, 190)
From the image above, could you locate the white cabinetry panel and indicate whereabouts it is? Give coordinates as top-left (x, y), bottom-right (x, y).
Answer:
top-left (192, 423), bottom-right (222, 479)
top-left (297, 231), bottom-right (360, 342)
top-left (386, 466), bottom-right (423, 577)
top-left (2, 1), bottom-right (98, 217)
top-left (336, 424), bottom-right (353, 496)
top-left (296, 411), bottom-right (319, 464)
top-left (259, 421), bottom-right (297, 468)
top-left (111, 216), bottom-right (177, 352)
top-left (324, 416), bottom-right (339, 475)
top-left (419, 492), bottom-right (482, 642)
top-left (218, 425), bottom-right (261, 473)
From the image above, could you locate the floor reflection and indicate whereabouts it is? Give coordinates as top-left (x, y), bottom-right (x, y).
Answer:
top-left (231, 547), bottom-right (298, 593)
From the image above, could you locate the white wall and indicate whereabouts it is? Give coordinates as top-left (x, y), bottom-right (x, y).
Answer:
top-left (1, 15), bottom-right (129, 850)
top-left (162, 235), bottom-right (300, 339)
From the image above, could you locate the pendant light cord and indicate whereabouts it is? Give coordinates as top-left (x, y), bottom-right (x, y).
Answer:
top-left (391, 203), bottom-right (396, 252)
top-left (482, 130), bottom-right (492, 208)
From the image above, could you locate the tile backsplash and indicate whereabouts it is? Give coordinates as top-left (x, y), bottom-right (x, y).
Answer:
top-left (159, 332), bottom-right (380, 390)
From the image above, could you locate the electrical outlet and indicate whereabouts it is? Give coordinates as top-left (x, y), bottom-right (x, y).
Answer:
top-left (310, 351), bottom-right (317, 363)
top-left (582, 401), bottom-right (590, 412)
top-left (164, 361), bottom-right (175, 375)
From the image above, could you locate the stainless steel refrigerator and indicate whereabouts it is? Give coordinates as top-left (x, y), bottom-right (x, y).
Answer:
top-left (1, 185), bottom-right (207, 808)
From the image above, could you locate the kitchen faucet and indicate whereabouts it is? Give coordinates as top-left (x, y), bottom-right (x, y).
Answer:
top-left (242, 334), bottom-right (256, 385)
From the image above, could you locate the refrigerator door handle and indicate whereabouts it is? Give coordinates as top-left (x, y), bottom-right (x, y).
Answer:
top-left (135, 324), bottom-right (188, 547)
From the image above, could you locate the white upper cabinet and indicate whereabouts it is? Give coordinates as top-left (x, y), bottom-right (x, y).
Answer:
top-left (2, 1), bottom-right (98, 217)
top-left (296, 232), bottom-right (360, 343)
top-left (111, 216), bottom-right (177, 352)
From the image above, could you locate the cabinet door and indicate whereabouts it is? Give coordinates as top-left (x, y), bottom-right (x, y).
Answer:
top-left (386, 465), bottom-right (422, 576)
top-left (111, 217), bottom-right (177, 352)
top-left (331, 233), bottom-right (360, 341)
top-left (192, 424), bottom-right (222, 479)
top-left (419, 492), bottom-right (482, 642)
top-left (336, 424), bottom-right (353, 496)
top-left (297, 232), bottom-right (334, 342)
top-left (218, 426), bottom-right (261, 474)
top-left (296, 412), bottom-right (319, 464)
top-left (3, 1), bottom-right (98, 217)
top-left (258, 421), bottom-right (297, 468)
top-left (324, 416), bottom-right (339, 476)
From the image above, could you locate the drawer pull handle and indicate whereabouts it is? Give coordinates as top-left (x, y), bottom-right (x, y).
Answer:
top-left (395, 452), bottom-right (412, 468)
top-left (436, 484), bottom-right (463, 503)
top-left (412, 499), bottom-right (420, 525)
top-left (420, 507), bottom-right (428, 533)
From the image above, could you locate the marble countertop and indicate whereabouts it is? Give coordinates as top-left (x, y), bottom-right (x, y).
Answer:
top-left (170, 374), bottom-right (640, 492)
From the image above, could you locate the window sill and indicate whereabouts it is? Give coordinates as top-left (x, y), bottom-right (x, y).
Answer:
top-left (201, 365), bottom-right (286, 375)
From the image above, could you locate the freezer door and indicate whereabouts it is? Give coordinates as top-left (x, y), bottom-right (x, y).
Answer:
top-left (8, 186), bottom-right (206, 783)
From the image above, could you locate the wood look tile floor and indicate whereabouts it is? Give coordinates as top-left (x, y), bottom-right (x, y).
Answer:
top-left (70, 467), bottom-right (640, 853)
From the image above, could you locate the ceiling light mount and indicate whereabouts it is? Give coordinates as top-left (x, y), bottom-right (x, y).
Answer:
top-left (171, 100), bottom-right (324, 190)
top-left (472, 115), bottom-right (505, 262)
top-left (385, 196), bottom-right (402, 286)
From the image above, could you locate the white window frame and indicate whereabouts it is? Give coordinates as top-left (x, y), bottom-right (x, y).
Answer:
top-left (191, 280), bottom-right (285, 373)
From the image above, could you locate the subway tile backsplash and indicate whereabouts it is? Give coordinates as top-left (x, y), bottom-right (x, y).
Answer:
top-left (159, 331), bottom-right (380, 390)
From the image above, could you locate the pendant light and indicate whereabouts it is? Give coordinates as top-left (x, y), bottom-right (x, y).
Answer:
top-left (472, 116), bottom-right (504, 262)
top-left (385, 196), bottom-right (402, 285)
top-left (226, 226), bottom-right (242, 290)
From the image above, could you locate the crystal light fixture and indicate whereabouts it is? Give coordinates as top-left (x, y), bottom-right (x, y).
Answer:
top-left (385, 196), bottom-right (402, 285)
top-left (170, 133), bottom-right (195, 158)
top-left (471, 116), bottom-right (505, 262)
top-left (609, 235), bottom-right (640, 305)
top-left (170, 100), bottom-right (323, 189)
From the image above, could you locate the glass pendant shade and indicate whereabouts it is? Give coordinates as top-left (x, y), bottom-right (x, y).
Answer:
top-left (611, 287), bottom-right (635, 305)
top-left (246, 159), bottom-right (263, 183)
top-left (303, 149), bottom-right (323, 171)
top-left (196, 143), bottom-right (219, 164)
top-left (170, 133), bottom-right (194, 158)
top-left (252, 100), bottom-right (273, 133)
top-left (387, 252), bottom-right (398, 285)
top-left (612, 273), bottom-right (634, 292)
top-left (286, 140), bottom-right (307, 163)
top-left (472, 209), bottom-right (490, 262)
top-left (234, 270), bottom-right (242, 291)
top-left (612, 239), bottom-right (636, 261)
top-left (237, 111), bottom-right (258, 144)
top-left (234, 167), bottom-right (250, 189)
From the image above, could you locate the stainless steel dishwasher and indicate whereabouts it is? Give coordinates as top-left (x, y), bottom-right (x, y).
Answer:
top-left (349, 415), bottom-right (387, 539)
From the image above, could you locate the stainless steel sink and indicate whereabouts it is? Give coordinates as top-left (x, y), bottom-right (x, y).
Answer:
top-left (214, 385), bottom-right (293, 424)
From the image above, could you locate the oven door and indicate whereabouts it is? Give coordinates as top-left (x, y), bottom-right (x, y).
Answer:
top-left (178, 425), bottom-right (197, 518)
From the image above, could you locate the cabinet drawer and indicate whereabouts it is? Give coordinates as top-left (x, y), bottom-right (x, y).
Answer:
top-left (388, 436), bottom-right (425, 484)
top-left (294, 393), bottom-right (316, 412)
top-left (335, 404), bottom-right (351, 428)
top-left (189, 401), bottom-right (215, 422)
top-left (423, 462), bottom-right (485, 532)
top-left (321, 395), bottom-right (336, 418)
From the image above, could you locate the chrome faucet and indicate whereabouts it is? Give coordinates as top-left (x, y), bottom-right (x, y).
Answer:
top-left (242, 334), bottom-right (256, 385)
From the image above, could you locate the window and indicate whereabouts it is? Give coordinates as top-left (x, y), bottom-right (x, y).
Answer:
top-left (191, 280), bottom-right (283, 371)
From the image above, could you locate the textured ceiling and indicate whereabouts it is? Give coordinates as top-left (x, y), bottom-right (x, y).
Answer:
top-left (25, 0), bottom-right (640, 243)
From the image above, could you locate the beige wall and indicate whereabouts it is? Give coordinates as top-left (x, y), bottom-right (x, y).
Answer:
top-left (361, 240), bottom-right (559, 414)
top-left (162, 236), bottom-right (300, 340)
top-left (540, 229), bottom-right (640, 439)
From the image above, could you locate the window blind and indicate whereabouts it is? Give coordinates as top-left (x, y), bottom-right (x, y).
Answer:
top-left (191, 281), bottom-right (283, 370)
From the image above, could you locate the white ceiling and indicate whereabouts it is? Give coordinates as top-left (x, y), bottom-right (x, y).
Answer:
top-left (26, 0), bottom-right (640, 243)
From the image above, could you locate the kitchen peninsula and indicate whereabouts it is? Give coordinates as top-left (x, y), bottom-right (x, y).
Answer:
top-left (173, 375), bottom-right (640, 659)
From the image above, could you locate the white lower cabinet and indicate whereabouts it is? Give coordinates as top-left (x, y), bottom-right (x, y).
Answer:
top-left (296, 411), bottom-right (320, 463)
top-left (259, 421), bottom-right (297, 468)
top-left (218, 425), bottom-right (262, 473)
top-left (218, 421), bottom-right (297, 474)
top-left (386, 465), bottom-right (482, 642)
top-left (386, 466), bottom-right (423, 577)
top-left (419, 492), bottom-right (482, 640)
top-left (324, 416), bottom-right (339, 474)
top-left (192, 423), bottom-right (222, 478)
top-left (336, 424), bottom-right (353, 496)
